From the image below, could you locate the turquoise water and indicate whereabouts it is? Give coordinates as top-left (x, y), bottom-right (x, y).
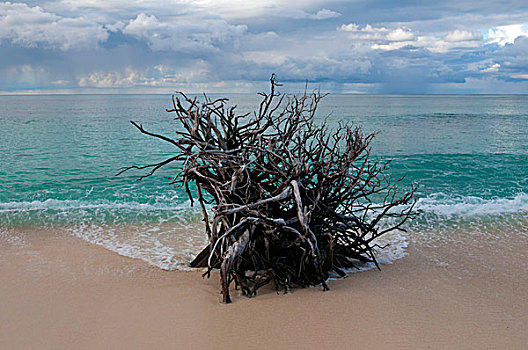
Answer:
top-left (1, 94), bottom-right (527, 269)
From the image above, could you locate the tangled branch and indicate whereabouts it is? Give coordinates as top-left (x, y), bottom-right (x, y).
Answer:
top-left (121, 74), bottom-right (415, 303)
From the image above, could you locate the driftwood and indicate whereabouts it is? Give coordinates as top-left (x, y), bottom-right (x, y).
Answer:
top-left (119, 75), bottom-right (415, 303)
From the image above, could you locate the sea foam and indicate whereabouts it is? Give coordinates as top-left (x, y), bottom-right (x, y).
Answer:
top-left (415, 192), bottom-right (528, 216)
top-left (1, 192), bottom-right (526, 271)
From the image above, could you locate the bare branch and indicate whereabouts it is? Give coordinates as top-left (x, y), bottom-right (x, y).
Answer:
top-left (121, 74), bottom-right (416, 303)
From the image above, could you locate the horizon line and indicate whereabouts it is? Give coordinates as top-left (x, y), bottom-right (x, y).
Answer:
top-left (2, 92), bottom-right (528, 97)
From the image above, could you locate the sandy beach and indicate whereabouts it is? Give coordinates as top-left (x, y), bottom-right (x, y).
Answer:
top-left (1, 227), bottom-right (526, 350)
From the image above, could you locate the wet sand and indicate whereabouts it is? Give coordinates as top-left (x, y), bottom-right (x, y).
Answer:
top-left (1, 228), bottom-right (526, 349)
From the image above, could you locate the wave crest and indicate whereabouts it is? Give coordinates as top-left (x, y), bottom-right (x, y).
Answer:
top-left (416, 192), bottom-right (528, 216)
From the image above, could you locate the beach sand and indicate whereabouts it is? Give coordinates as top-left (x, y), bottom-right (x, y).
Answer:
top-left (1, 227), bottom-right (526, 349)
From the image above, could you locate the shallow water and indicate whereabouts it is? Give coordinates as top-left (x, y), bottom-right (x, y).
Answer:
top-left (1, 93), bottom-right (527, 269)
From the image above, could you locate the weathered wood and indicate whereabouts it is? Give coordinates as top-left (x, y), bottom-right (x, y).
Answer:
top-left (121, 74), bottom-right (416, 303)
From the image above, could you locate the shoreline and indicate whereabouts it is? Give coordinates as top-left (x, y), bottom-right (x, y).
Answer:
top-left (1, 227), bottom-right (527, 349)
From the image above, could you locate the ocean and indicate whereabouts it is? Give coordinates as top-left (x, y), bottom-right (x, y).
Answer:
top-left (1, 93), bottom-right (527, 270)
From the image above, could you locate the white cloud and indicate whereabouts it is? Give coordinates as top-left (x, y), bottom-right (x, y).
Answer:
top-left (509, 73), bottom-right (528, 80)
top-left (122, 13), bottom-right (247, 52)
top-left (0, 2), bottom-right (108, 49)
top-left (123, 13), bottom-right (161, 37)
top-left (340, 23), bottom-right (359, 32)
top-left (310, 9), bottom-right (341, 20)
top-left (189, 1), bottom-right (334, 19)
top-left (445, 30), bottom-right (482, 42)
top-left (419, 35), bottom-right (481, 53)
top-left (58, 0), bottom-right (340, 22)
top-left (340, 23), bottom-right (485, 53)
top-left (482, 63), bottom-right (500, 72)
top-left (340, 23), bottom-right (386, 34)
top-left (486, 23), bottom-right (528, 46)
top-left (371, 42), bottom-right (412, 51)
top-left (106, 21), bottom-right (126, 32)
top-left (78, 64), bottom-right (209, 88)
top-left (386, 28), bottom-right (414, 41)
top-left (78, 69), bottom-right (149, 88)
top-left (243, 50), bottom-right (287, 65)
top-left (51, 79), bottom-right (70, 85)
top-left (240, 31), bottom-right (284, 55)
top-left (276, 8), bottom-right (340, 20)
top-left (340, 23), bottom-right (414, 42)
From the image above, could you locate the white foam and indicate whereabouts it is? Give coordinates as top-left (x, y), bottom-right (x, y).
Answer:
top-left (4, 192), bottom-right (526, 272)
top-left (415, 192), bottom-right (528, 216)
top-left (3, 192), bottom-right (525, 217)
top-left (0, 198), bottom-right (191, 212)
top-left (68, 222), bottom-right (208, 271)
top-left (67, 220), bottom-right (409, 273)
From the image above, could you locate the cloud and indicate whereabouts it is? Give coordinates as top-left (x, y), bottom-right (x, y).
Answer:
top-left (50, 79), bottom-right (69, 85)
top-left (340, 23), bottom-right (414, 42)
top-left (486, 23), bottom-right (528, 46)
top-left (386, 28), bottom-right (415, 41)
top-left (510, 73), bottom-right (528, 80)
top-left (310, 9), bottom-right (341, 20)
top-left (78, 69), bottom-right (152, 88)
top-left (445, 30), bottom-right (483, 42)
top-left (274, 8), bottom-right (341, 20)
top-left (482, 63), bottom-right (500, 72)
top-left (340, 23), bottom-right (487, 54)
top-left (0, 2), bottom-right (108, 49)
top-left (2, 1), bottom-right (528, 93)
top-left (77, 63), bottom-right (209, 88)
top-left (121, 13), bottom-right (247, 52)
top-left (417, 35), bottom-right (482, 53)
top-left (485, 35), bottom-right (528, 82)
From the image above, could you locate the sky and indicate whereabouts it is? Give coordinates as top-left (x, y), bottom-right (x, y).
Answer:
top-left (1, 0), bottom-right (528, 94)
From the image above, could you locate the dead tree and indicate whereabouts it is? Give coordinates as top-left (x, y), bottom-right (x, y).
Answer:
top-left (119, 75), bottom-right (415, 303)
